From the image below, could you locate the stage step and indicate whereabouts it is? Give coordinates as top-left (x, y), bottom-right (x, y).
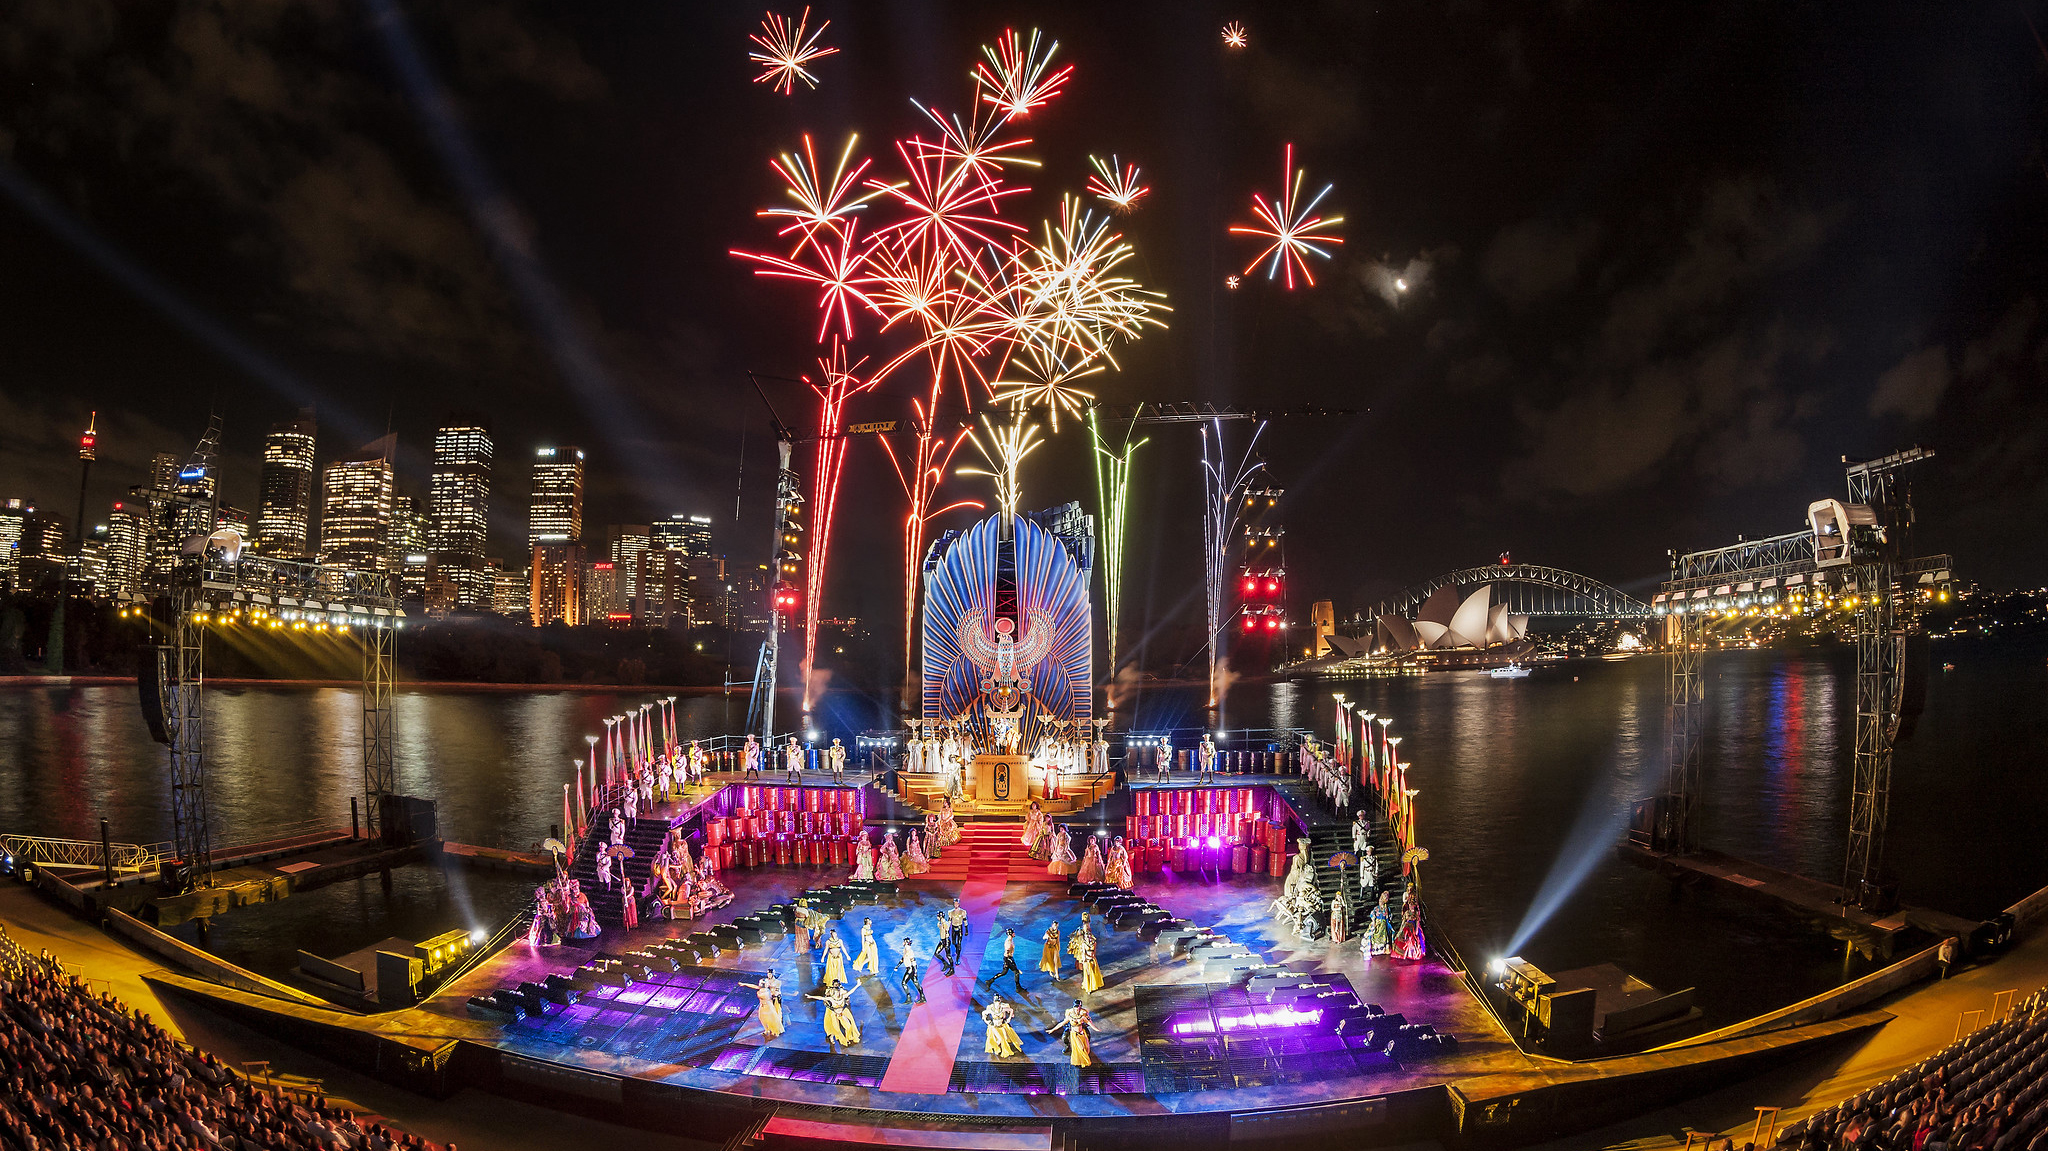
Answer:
top-left (757, 1115), bottom-right (1052, 1150)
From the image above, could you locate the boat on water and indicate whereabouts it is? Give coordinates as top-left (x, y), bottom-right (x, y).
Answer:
top-left (1489, 664), bottom-right (1531, 679)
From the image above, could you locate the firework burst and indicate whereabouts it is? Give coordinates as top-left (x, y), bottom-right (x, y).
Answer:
top-left (1086, 155), bottom-right (1151, 213)
top-left (974, 28), bottom-right (1073, 121)
top-left (749, 8), bottom-right (838, 95)
top-left (1229, 143), bottom-right (1344, 288)
top-left (1222, 22), bottom-right (1249, 50)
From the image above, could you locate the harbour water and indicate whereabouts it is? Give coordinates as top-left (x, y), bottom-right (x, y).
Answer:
top-left (2, 635), bottom-right (2041, 1025)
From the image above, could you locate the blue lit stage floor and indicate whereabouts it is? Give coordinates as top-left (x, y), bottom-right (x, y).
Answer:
top-left (425, 860), bottom-right (1529, 1120)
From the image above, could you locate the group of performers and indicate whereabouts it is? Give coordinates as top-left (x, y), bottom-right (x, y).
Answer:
top-left (904, 722), bottom-right (972, 800)
top-left (731, 733), bottom-right (852, 782)
top-left (1299, 738), bottom-right (1353, 811)
top-left (904, 720), bottom-right (1112, 803)
top-left (527, 871), bottom-right (601, 945)
top-left (1266, 829), bottom-right (1427, 962)
top-left (1018, 802), bottom-right (1134, 888)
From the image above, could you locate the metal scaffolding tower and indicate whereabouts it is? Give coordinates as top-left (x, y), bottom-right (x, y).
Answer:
top-left (363, 621), bottom-right (396, 837)
top-left (1649, 447), bottom-right (1946, 907)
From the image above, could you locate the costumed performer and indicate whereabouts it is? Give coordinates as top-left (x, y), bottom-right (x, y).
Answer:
top-left (739, 972), bottom-right (785, 1039)
top-left (1052, 1001), bottom-right (1097, 1067)
top-left (850, 833), bottom-right (875, 881)
top-left (902, 827), bottom-right (930, 876)
top-left (1075, 834), bottom-right (1107, 884)
top-left (982, 998), bottom-right (1024, 1058)
top-left (875, 831), bottom-right (904, 881)
top-left (853, 918), bottom-right (881, 978)
top-left (808, 982), bottom-right (860, 1050)
top-left (1361, 891), bottom-right (1395, 959)
top-left (822, 930), bottom-right (851, 986)
top-left (1039, 920), bottom-right (1063, 979)
top-left (1391, 887), bottom-right (1427, 960)
top-left (1108, 837), bottom-right (1134, 889)
top-left (1048, 825), bottom-right (1078, 878)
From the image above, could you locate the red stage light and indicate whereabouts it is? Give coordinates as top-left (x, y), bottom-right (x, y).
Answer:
top-left (1265, 617), bottom-right (1279, 631)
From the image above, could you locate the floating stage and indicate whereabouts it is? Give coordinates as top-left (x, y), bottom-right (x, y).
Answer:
top-left (138, 775), bottom-right (1893, 1150)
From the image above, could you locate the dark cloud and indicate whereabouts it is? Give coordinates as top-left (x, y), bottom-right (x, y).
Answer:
top-left (1500, 179), bottom-right (1830, 500)
top-left (1869, 345), bottom-right (1951, 422)
top-left (1480, 218), bottom-right (1601, 306)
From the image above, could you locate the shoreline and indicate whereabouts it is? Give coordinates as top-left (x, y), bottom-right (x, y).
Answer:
top-left (0, 674), bottom-right (759, 694)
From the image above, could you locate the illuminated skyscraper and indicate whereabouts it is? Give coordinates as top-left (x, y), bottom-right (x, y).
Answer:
top-left (389, 495), bottom-right (429, 594)
top-left (531, 541), bottom-right (583, 627)
top-left (429, 420), bottom-right (492, 608)
top-left (651, 513), bottom-right (714, 557)
top-left (103, 500), bottom-right (147, 597)
top-left (0, 500), bottom-right (27, 590)
top-left (255, 409), bottom-right (317, 555)
top-left (321, 457), bottom-right (395, 572)
top-left (608, 524), bottom-right (650, 607)
top-left (528, 446), bottom-right (585, 550)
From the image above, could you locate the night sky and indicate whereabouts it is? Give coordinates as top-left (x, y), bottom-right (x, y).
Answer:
top-left (3, 2), bottom-right (2045, 649)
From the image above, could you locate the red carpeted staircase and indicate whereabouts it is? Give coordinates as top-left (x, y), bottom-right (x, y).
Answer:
top-left (914, 821), bottom-right (1051, 883)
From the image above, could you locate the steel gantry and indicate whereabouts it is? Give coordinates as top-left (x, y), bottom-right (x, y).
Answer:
top-left (1648, 447), bottom-right (1949, 905)
top-left (132, 549), bottom-right (404, 889)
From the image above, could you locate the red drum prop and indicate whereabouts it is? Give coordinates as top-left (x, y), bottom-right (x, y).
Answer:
top-left (1268, 848), bottom-right (1287, 877)
top-left (1250, 845), bottom-right (1268, 872)
top-left (774, 837), bottom-right (792, 866)
top-left (1231, 844), bottom-right (1249, 873)
top-left (706, 820), bottom-right (726, 847)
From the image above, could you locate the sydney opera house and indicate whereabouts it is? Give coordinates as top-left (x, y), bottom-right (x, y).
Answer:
top-left (1323, 583), bottom-right (1534, 660)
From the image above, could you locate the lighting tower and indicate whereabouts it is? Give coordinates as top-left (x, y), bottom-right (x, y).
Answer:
top-left (162, 413), bottom-right (224, 889)
top-left (1236, 479), bottom-right (1287, 659)
top-left (747, 440), bottom-right (803, 739)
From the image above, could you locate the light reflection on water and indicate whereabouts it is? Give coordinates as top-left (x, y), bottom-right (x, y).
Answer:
top-left (1, 641), bottom-right (2042, 1023)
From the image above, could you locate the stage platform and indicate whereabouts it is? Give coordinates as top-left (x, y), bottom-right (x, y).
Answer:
top-left (133, 770), bottom-right (1899, 1148)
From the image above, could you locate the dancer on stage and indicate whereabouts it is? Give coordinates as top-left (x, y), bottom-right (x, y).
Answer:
top-left (934, 908), bottom-right (957, 974)
top-left (1093, 732), bottom-right (1109, 776)
top-left (1361, 891), bottom-right (1395, 959)
top-left (1075, 834), bottom-right (1107, 884)
top-left (1020, 799), bottom-right (1046, 848)
top-left (656, 758), bottom-right (673, 803)
top-left (853, 918), bottom-right (881, 978)
top-left (1052, 1001), bottom-right (1097, 1066)
top-left (1039, 921), bottom-right (1063, 979)
top-left (743, 733), bottom-right (763, 778)
top-left (1198, 733), bottom-right (1217, 782)
top-left (596, 845), bottom-right (615, 891)
top-left (948, 899), bottom-right (968, 956)
top-left (822, 930), bottom-right (851, 986)
top-left (825, 737), bottom-right (846, 782)
top-left (875, 830), bottom-right (905, 882)
top-left (1048, 825), bottom-right (1078, 878)
top-left (1352, 811), bottom-right (1373, 856)
top-left (982, 998), bottom-right (1024, 1058)
top-left (1157, 734), bottom-right (1174, 779)
top-left (902, 827), bottom-right (931, 876)
top-left (609, 808), bottom-right (626, 848)
top-left (1108, 837), bottom-right (1134, 890)
top-left (809, 982), bottom-right (860, 1050)
top-left (784, 736), bottom-right (805, 783)
top-left (1068, 915), bottom-right (1103, 993)
top-left (899, 940), bottom-right (925, 1001)
top-left (850, 833), bottom-right (876, 881)
top-left (738, 972), bottom-right (785, 1039)
top-left (924, 811), bottom-right (944, 859)
top-left (792, 899), bottom-right (813, 956)
top-left (1330, 889), bottom-right (1352, 944)
top-left (1027, 817), bottom-right (1053, 862)
top-left (1391, 887), bottom-right (1427, 960)
top-left (687, 738), bottom-right (706, 782)
top-left (987, 928), bottom-right (1025, 994)
top-left (936, 796), bottom-right (962, 847)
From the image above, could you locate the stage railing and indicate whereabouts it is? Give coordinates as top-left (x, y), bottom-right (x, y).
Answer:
top-left (0, 833), bottom-right (174, 872)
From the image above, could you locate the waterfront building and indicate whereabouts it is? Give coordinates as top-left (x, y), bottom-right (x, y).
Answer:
top-left (103, 500), bottom-right (147, 597)
top-left (320, 456), bottom-right (395, 572)
top-left (429, 421), bottom-right (493, 609)
top-left (652, 512), bottom-right (714, 557)
top-left (583, 559), bottom-right (627, 625)
top-left (75, 524), bottom-right (110, 595)
top-left (491, 560), bottom-right (530, 618)
top-left (0, 499), bottom-right (27, 590)
top-left (608, 524), bottom-right (650, 606)
top-left (390, 495), bottom-right (429, 594)
top-left (687, 554), bottom-right (732, 626)
top-left (531, 541), bottom-right (583, 627)
top-left (635, 546), bottom-right (691, 627)
top-left (254, 409), bottom-right (317, 556)
top-left (528, 446), bottom-right (585, 552)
